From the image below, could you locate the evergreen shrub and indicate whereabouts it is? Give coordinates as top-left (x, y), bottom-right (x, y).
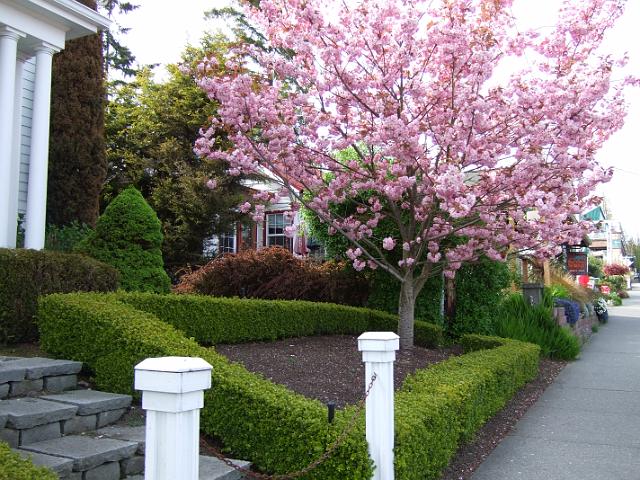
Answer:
top-left (0, 442), bottom-right (57, 480)
top-left (0, 248), bottom-right (118, 344)
top-left (77, 187), bottom-right (171, 293)
top-left (39, 293), bottom-right (538, 480)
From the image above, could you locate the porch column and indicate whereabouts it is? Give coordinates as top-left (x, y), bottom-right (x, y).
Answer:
top-left (0, 26), bottom-right (25, 248)
top-left (24, 43), bottom-right (58, 250)
top-left (6, 53), bottom-right (29, 247)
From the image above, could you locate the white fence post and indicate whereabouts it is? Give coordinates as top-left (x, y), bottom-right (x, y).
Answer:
top-left (358, 332), bottom-right (399, 480)
top-left (134, 356), bottom-right (212, 480)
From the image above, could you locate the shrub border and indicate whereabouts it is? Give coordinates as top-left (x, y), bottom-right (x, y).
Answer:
top-left (38, 293), bottom-right (539, 480)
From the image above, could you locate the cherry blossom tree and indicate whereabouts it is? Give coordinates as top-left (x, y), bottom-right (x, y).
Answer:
top-left (196, 0), bottom-right (637, 348)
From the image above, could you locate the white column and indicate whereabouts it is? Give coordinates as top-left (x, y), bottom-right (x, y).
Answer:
top-left (24, 43), bottom-right (58, 250)
top-left (358, 332), bottom-right (399, 480)
top-left (6, 53), bottom-right (29, 248)
top-left (135, 356), bottom-right (213, 480)
top-left (0, 27), bottom-right (25, 248)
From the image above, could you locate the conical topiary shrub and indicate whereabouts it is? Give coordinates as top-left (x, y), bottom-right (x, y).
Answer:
top-left (77, 186), bottom-right (171, 293)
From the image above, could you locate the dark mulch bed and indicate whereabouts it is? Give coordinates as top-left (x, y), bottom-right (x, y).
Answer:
top-left (216, 335), bottom-right (566, 479)
top-left (215, 334), bottom-right (461, 408)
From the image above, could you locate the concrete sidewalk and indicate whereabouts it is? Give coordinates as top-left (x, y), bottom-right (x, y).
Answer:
top-left (472, 286), bottom-right (640, 480)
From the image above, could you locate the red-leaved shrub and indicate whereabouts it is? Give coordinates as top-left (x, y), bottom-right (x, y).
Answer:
top-left (603, 263), bottom-right (630, 276)
top-left (174, 247), bottom-right (369, 306)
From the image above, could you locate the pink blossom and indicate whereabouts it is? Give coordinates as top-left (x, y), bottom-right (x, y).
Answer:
top-left (205, 179), bottom-right (217, 190)
top-left (195, 0), bottom-right (633, 347)
top-left (382, 237), bottom-right (396, 250)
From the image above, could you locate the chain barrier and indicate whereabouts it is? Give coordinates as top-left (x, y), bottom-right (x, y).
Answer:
top-left (201, 373), bottom-right (377, 480)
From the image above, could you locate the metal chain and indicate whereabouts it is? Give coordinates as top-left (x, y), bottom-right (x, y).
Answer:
top-left (201, 373), bottom-right (378, 480)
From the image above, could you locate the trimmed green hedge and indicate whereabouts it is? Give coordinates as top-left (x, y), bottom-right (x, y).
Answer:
top-left (114, 292), bottom-right (444, 348)
top-left (0, 248), bottom-right (118, 344)
top-left (395, 335), bottom-right (539, 478)
top-left (0, 442), bottom-right (57, 480)
top-left (38, 294), bottom-right (539, 480)
top-left (38, 293), bottom-right (372, 479)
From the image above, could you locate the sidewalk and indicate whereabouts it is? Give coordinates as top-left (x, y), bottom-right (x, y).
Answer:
top-left (472, 286), bottom-right (640, 480)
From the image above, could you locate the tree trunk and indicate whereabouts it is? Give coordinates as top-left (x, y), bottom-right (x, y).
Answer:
top-left (445, 276), bottom-right (456, 333)
top-left (398, 281), bottom-right (415, 349)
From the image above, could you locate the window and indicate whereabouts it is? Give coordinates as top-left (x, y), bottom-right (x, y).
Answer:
top-left (266, 213), bottom-right (292, 251)
top-left (240, 224), bottom-right (255, 251)
top-left (219, 231), bottom-right (236, 254)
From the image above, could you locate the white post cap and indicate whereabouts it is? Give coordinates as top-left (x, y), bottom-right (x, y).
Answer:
top-left (135, 356), bottom-right (212, 394)
top-left (358, 332), bottom-right (400, 352)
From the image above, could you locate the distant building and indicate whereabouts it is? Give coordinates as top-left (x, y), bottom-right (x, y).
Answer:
top-left (204, 171), bottom-right (321, 258)
top-left (581, 204), bottom-right (628, 264)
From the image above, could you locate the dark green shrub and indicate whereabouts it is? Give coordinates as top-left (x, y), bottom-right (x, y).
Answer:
top-left (38, 293), bottom-right (539, 480)
top-left (77, 187), bottom-right (170, 293)
top-left (45, 221), bottom-right (92, 252)
top-left (367, 270), bottom-right (443, 324)
top-left (175, 247), bottom-right (369, 306)
top-left (493, 293), bottom-right (580, 360)
top-left (451, 259), bottom-right (511, 336)
top-left (0, 442), bottom-right (57, 480)
top-left (115, 292), bottom-right (443, 348)
top-left (365, 258), bottom-right (511, 336)
top-left (0, 248), bottom-right (118, 344)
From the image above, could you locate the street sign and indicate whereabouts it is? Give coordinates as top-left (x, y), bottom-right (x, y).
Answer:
top-left (567, 251), bottom-right (588, 275)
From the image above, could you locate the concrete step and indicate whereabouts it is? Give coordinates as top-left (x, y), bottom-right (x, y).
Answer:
top-left (19, 434), bottom-right (139, 480)
top-left (0, 356), bottom-right (82, 398)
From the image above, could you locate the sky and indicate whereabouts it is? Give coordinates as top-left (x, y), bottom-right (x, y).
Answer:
top-left (114, 0), bottom-right (640, 238)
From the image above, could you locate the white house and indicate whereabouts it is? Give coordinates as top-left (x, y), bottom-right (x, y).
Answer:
top-left (0, 0), bottom-right (110, 250)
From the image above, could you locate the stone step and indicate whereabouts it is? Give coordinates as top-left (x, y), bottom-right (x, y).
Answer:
top-left (14, 448), bottom-right (74, 479)
top-left (0, 356), bottom-right (82, 398)
top-left (126, 455), bottom-right (251, 480)
top-left (0, 397), bottom-right (78, 446)
top-left (18, 426), bottom-right (250, 480)
top-left (19, 434), bottom-right (139, 480)
top-left (0, 391), bottom-right (132, 446)
top-left (41, 390), bottom-right (132, 433)
top-left (95, 424), bottom-right (250, 480)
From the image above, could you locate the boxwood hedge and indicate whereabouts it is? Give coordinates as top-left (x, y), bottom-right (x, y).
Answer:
top-left (113, 292), bottom-right (443, 348)
top-left (38, 293), bottom-right (539, 479)
top-left (0, 442), bottom-right (57, 480)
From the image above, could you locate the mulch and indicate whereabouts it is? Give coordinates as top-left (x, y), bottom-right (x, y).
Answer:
top-left (215, 334), bottom-right (461, 408)
top-left (215, 335), bottom-right (566, 479)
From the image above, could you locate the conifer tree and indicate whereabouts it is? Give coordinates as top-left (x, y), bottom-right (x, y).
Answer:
top-left (47, 0), bottom-right (106, 227)
top-left (78, 186), bottom-right (171, 293)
